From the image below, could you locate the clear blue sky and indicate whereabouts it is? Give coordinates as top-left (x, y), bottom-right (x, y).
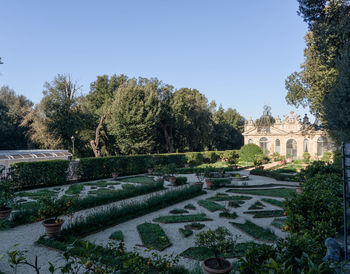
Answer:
top-left (1, 0), bottom-right (310, 120)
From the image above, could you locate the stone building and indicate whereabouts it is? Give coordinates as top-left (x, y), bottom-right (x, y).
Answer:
top-left (242, 106), bottom-right (332, 159)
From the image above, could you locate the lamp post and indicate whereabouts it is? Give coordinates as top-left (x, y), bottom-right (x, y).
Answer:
top-left (71, 136), bottom-right (75, 160)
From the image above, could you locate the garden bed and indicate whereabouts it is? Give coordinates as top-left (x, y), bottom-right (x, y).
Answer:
top-left (153, 213), bottom-right (212, 224)
top-left (197, 200), bottom-right (225, 212)
top-left (226, 188), bottom-right (296, 198)
top-left (230, 220), bottom-right (277, 242)
top-left (137, 222), bottom-right (171, 251)
top-left (244, 210), bottom-right (284, 218)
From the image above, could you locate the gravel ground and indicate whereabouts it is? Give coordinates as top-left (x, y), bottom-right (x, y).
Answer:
top-left (0, 171), bottom-right (294, 273)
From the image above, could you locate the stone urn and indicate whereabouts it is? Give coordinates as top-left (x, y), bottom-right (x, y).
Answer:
top-left (147, 168), bottom-right (153, 174)
top-left (184, 164), bottom-right (190, 168)
top-left (169, 176), bottom-right (177, 185)
top-left (111, 172), bottom-right (119, 179)
top-left (0, 207), bottom-right (12, 219)
top-left (43, 219), bottom-right (64, 238)
top-left (202, 258), bottom-right (233, 274)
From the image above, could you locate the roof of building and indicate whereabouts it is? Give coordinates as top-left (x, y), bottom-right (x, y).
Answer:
top-left (0, 150), bottom-right (72, 160)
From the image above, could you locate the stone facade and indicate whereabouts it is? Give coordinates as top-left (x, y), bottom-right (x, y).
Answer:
top-left (243, 109), bottom-right (332, 159)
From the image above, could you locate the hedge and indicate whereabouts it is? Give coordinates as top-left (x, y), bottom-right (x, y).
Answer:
top-left (9, 160), bottom-right (69, 190)
top-left (8, 150), bottom-right (241, 188)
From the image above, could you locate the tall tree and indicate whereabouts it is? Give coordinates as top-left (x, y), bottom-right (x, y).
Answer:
top-left (23, 74), bottom-right (83, 151)
top-left (170, 88), bottom-right (212, 151)
top-left (0, 86), bottom-right (32, 149)
top-left (108, 78), bottom-right (162, 154)
top-left (285, 0), bottom-right (350, 142)
top-left (83, 74), bottom-right (127, 156)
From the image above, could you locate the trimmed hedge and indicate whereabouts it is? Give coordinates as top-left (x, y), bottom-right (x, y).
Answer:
top-left (9, 160), bottom-right (69, 190)
top-left (239, 144), bottom-right (263, 162)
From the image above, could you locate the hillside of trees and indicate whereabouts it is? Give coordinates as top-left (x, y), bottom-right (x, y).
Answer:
top-left (0, 74), bottom-right (245, 157)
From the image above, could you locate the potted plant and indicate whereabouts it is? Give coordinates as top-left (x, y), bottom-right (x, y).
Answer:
top-left (146, 159), bottom-right (154, 174)
top-left (111, 167), bottom-right (123, 179)
top-left (203, 169), bottom-right (213, 189)
top-left (38, 195), bottom-right (75, 238)
top-left (253, 154), bottom-right (264, 169)
top-left (195, 227), bottom-right (235, 274)
top-left (0, 180), bottom-right (14, 219)
top-left (162, 164), bottom-right (177, 185)
top-left (224, 151), bottom-right (239, 169)
top-left (195, 171), bottom-right (205, 188)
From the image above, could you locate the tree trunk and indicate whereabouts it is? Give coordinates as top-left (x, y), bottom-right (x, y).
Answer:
top-left (161, 123), bottom-right (174, 153)
top-left (90, 114), bottom-right (106, 157)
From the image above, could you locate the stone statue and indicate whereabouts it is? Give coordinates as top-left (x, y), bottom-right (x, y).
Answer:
top-left (323, 238), bottom-right (342, 262)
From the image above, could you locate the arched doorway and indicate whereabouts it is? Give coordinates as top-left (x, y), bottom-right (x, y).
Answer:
top-left (286, 139), bottom-right (297, 159)
top-left (275, 139), bottom-right (280, 153)
top-left (317, 137), bottom-right (328, 155)
top-left (259, 137), bottom-right (268, 153)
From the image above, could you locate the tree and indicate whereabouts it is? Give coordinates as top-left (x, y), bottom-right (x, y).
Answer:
top-left (108, 78), bottom-right (162, 154)
top-left (23, 74), bottom-right (83, 152)
top-left (169, 88), bottom-right (212, 151)
top-left (0, 86), bottom-right (32, 149)
top-left (83, 74), bottom-right (127, 156)
top-left (285, 0), bottom-right (350, 142)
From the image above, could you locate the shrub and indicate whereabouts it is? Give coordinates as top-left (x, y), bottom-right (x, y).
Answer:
top-left (9, 160), bottom-right (70, 190)
top-left (222, 151), bottom-right (239, 166)
top-left (203, 151), bottom-right (220, 164)
top-left (0, 180), bottom-right (14, 210)
top-left (284, 173), bottom-right (343, 244)
top-left (271, 152), bottom-right (281, 161)
top-left (299, 161), bottom-right (341, 181)
top-left (175, 176), bottom-right (187, 185)
top-left (211, 178), bottom-right (231, 189)
top-left (185, 153), bottom-right (204, 166)
top-left (239, 144), bottom-right (263, 162)
top-left (303, 152), bottom-right (311, 163)
top-left (321, 152), bottom-right (332, 163)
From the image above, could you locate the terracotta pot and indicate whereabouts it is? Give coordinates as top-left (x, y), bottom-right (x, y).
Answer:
top-left (296, 186), bottom-right (303, 194)
top-left (111, 172), bottom-right (119, 179)
top-left (43, 219), bottom-right (64, 238)
top-left (205, 179), bottom-right (213, 189)
top-left (194, 182), bottom-right (204, 188)
top-left (0, 207), bottom-right (12, 219)
top-left (147, 168), bottom-right (153, 174)
top-left (169, 176), bottom-right (177, 185)
top-left (202, 258), bottom-right (233, 274)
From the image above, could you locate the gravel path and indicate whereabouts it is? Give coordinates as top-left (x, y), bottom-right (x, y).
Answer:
top-left (0, 172), bottom-right (293, 273)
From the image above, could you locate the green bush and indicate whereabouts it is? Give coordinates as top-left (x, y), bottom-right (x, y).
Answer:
top-left (202, 151), bottom-right (220, 164)
top-left (222, 151), bottom-right (239, 166)
top-left (284, 173), bottom-right (343, 244)
top-left (185, 152), bottom-right (204, 166)
top-left (175, 176), bottom-right (187, 185)
top-left (303, 152), bottom-right (311, 163)
top-left (321, 152), bottom-right (332, 163)
top-left (9, 160), bottom-right (70, 190)
top-left (299, 161), bottom-right (341, 181)
top-left (239, 144), bottom-right (263, 162)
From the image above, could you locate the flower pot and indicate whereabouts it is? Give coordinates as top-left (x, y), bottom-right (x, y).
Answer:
top-left (111, 172), bottom-right (119, 179)
top-left (0, 207), bottom-right (12, 219)
top-left (194, 182), bottom-right (204, 188)
top-left (43, 219), bottom-right (64, 238)
top-left (169, 176), bottom-right (177, 185)
top-left (296, 186), bottom-right (303, 194)
top-left (147, 168), bottom-right (153, 174)
top-left (202, 258), bottom-right (233, 274)
top-left (205, 179), bottom-right (213, 189)
top-left (184, 164), bottom-right (190, 168)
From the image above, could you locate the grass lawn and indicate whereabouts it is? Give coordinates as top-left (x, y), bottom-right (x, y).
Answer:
top-left (184, 203), bottom-right (196, 210)
top-left (118, 176), bottom-right (155, 184)
top-left (179, 228), bottom-right (193, 237)
top-left (198, 200), bottom-right (225, 212)
top-left (228, 200), bottom-right (246, 208)
top-left (230, 220), bottom-right (277, 242)
top-left (181, 242), bottom-right (252, 260)
top-left (248, 201), bottom-right (265, 210)
top-left (16, 189), bottom-right (57, 200)
top-left (219, 211), bottom-right (238, 219)
top-left (244, 210), bottom-right (284, 218)
top-left (85, 181), bottom-right (121, 187)
top-left (207, 195), bottom-right (252, 201)
top-left (153, 213), bottom-right (212, 223)
top-left (65, 184), bottom-right (84, 195)
top-left (227, 188), bottom-right (296, 198)
top-left (88, 189), bottom-right (119, 195)
top-left (109, 230), bottom-right (123, 241)
top-left (169, 208), bottom-right (189, 214)
top-left (137, 222), bottom-right (171, 251)
top-left (261, 198), bottom-right (284, 208)
top-left (184, 222), bottom-right (205, 230)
